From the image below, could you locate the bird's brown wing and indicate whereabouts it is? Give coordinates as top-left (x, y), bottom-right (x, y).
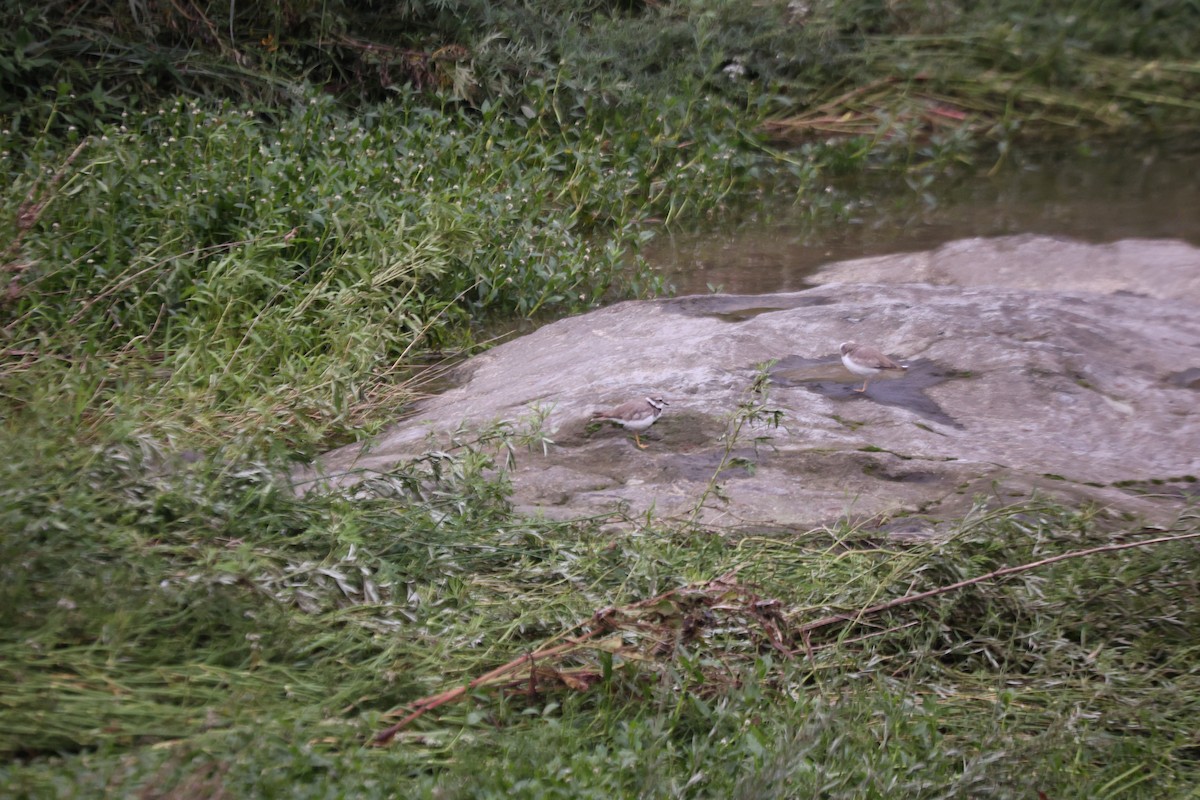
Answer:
top-left (593, 398), bottom-right (645, 420)
top-left (854, 345), bottom-right (905, 370)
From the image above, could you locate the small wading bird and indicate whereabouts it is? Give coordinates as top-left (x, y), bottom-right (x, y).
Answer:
top-left (840, 341), bottom-right (908, 392)
top-left (591, 395), bottom-right (668, 449)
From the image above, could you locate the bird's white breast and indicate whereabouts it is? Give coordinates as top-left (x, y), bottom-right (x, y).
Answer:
top-left (841, 353), bottom-right (881, 377)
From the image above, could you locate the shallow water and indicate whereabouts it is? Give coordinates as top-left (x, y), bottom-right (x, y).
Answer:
top-left (645, 137), bottom-right (1200, 295)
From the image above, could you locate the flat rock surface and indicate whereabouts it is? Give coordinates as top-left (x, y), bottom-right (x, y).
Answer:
top-left (294, 236), bottom-right (1200, 532)
top-left (809, 234), bottom-right (1200, 305)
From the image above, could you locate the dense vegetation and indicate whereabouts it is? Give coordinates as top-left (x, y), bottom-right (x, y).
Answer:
top-left (3, 1), bottom-right (1199, 796)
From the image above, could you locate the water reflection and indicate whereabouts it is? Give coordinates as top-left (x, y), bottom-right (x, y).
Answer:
top-left (646, 138), bottom-right (1200, 295)
top-left (769, 354), bottom-right (965, 429)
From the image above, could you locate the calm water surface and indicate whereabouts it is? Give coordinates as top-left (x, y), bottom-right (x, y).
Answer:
top-left (645, 138), bottom-right (1200, 295)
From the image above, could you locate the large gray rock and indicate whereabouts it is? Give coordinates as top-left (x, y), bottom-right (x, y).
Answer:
top-left (809, 235), bottom-right (1200, 305)
top-left (293, 236), bottom-right (1200, 531)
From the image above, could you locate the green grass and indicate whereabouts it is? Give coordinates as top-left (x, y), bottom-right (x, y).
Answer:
top-left (4, 2), bottom-right (1200, 796)
top-left (6, 0), bottom-right (1199, 148)
top-left (3, 431), bottom-right (1199, 796)
top-left (1, 86), bottom-right (763, 457)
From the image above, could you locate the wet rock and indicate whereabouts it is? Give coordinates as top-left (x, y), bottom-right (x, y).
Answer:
top-left (293, 236), bottom-right (1200, 531)
top-left (809, 234), bottom-right (1200, 305)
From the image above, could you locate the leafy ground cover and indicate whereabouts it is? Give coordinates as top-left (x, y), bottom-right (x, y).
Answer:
top-left (3, 1), bottom-right (1200, 797)
top-left (3, 432), bottom-right (1199, 797)
top-left (1, 88), bottom-right (757, 457)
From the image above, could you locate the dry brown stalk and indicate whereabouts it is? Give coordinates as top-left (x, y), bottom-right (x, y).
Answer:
top-left (2, 138), bottom-right (91, 297)
top-left (373, 571), bottom-right (766, 744)
top-left (808, 77), bottom-right (902, 116)
top-left (791, 529), bottom-right (1200, 642)
top-left (372, 628), bottom-right (608, 745)
top-left (374, 533), bottom-right (1200, 745)
top-left (761, 84), bottom-right (982, 142)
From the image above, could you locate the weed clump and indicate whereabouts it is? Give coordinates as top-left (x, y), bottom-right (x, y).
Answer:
top-left (1, 85), bottom-right (763, 454)
top-left (4, 427), bottom-right (1199, 797)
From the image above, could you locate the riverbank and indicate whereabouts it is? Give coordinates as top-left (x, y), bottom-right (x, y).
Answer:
top-left (3, 2), bottom-right (1200, 796)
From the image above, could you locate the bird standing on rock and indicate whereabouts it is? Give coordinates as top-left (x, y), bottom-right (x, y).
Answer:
top-left (840, 341), bottom-right (908, 392)
top-left (591, 395), bottom-right (668, 449)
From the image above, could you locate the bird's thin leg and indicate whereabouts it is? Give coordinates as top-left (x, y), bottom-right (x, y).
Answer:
top-left (856, 379), bottom-right (869, 393)
top-left (634, 433), bottom-right (647, 449)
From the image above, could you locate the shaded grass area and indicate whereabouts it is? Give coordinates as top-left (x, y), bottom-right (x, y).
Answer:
top-left (3, 431), bottom-right (1199, 796)
top-left (4, 0), bottom-right (1198, 152)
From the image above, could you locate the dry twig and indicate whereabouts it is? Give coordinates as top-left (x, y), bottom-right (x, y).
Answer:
top-left (374, 530), bottom-right (1200, 744)
top-left (373, 570), bottom-right (773, 744)
top-left (791, 529), bottom-right (1200, 641)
